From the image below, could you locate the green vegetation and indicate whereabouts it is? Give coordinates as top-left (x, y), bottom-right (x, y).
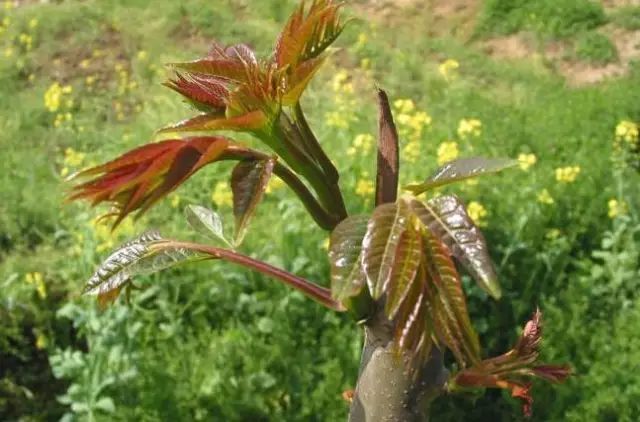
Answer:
top-left (1, 0), bottom-right (639, 420)
top-left (477, 0), bottom-right (606, 38)
top-left (574, 31), bottom-right (618, 64)
top-left (610, 5), bottom-right (640, 31)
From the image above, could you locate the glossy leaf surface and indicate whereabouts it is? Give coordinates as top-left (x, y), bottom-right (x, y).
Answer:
top-left (328, 215), bottom-right (369, 302)
top-left (404, 157), bottom-right (517, 194)
top-left (184, 205), bottom-right (231, 247)
top-left (361, 199), bottom-right (418, 300)
top-left (231, 158), bottom-right (276, 245)
top-left (411, 196), bottom-right (501, 299)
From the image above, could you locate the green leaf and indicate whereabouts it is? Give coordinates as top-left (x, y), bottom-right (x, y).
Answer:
top-left (328, 215), bottom-right (369, 302)
top-left (231, 158), bottom-right (276, 245)
top-left (410, 196), bottom-right (501, 299)
top-left (423, 229), bottom-right (481, 366)
top-left (184, 204), bottom-right (232, 248)
top-left (362, 199), bottom-right (421, 301)
top-left (84, 231), bottom-right (198, 306)
top-left (404, 157), bottom-right (517, 194)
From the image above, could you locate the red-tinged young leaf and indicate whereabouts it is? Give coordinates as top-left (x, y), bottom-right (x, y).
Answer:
top-left (169, 58), bottom-right (250, 84)
top-left (384, 217), bottom-right (422, 319)
top-left (70, 137), bottom-right (231, 226)
top-left (450, 309), bottom-right (571, 417)
top-left (164, 73), bottom-right (229, 112)
top-left (328, 214), bottom-right (369, 302)
top-left (376, 89), bottom-right (399, 206)
top-left (392, 273), bottom-right (433, 377)
top-left (230, 158), bottom-right (276, 245)
top-left (423, 229), bottom-right (481, 366)
top-left (404, 157), bottom-right (517, 195)
top-left (361, 199), bottom-right (414, 300)
top-left (410, 196), bottom-right (501, 299)
top-left (281, 55), bottom-right (328, 105)
top-left (158, 110), bottom-right (267, 134)
top-left (274, 0), bottom-right (345, 68)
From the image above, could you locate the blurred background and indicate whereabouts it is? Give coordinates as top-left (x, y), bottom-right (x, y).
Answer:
top-left (1, 0), bottom-right (639, 420)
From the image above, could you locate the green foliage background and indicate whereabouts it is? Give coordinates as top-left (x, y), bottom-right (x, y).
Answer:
top-left (1, 0), bottom-right (639, 420)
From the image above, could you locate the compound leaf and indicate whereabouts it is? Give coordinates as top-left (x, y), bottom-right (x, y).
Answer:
top-left (411, 196), bottom-right (501, 299)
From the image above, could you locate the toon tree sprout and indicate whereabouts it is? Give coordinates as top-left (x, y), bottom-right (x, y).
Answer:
top-left (69, 1), bottom-right (570, 420)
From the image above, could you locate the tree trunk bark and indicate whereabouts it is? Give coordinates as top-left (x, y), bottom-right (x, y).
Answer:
top-left (348, 310), bottom-right (448, 422)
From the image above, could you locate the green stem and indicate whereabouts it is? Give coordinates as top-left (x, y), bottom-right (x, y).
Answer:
top-left (165, 240), bottom-right (345, 311)
top-left (274, 113), bottom-right (347, 224)
top-left (293, 102), bottom-right (348, 220)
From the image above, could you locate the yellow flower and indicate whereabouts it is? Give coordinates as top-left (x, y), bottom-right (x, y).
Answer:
top-left (35, 332), bottom-right (48, 350)
top-left (2, 16), bottom-right (10, 27)
top-left (360, 58), bottom-right (370, 69)
top-left (25, 272), bottom-right (46, 299)
top-left (555, 166), bottom-right (581, 183)
top-left (615, 120), bottom-right (638, 144)
top-left (137, 50), bottom-right (148, 61)
top-left (355, 173), bottom-right (375, 199)
top-left (63, 147), bottom-right (85, 167)
top-left (518, 153), bottom-right (537, 171)
top-left (353, 133), bottom-right (374, 155)
top-left (607, 199), bottom-right (628, 219)
top-left (28, 18), bottom-right (38, 29)
top-left (546, 228), bottom-right (561, 240)
top-left (212, 181), bottom-right (233, 207)
top-left (44, 83), bottom-right (63, 112)
top-left (320, 238), bottom-right (330, 250)
top-left (393, 99), bottom-right (415, 114)
top-left (325, 111), bottom-right (349, 129)
top-left (80, 59), bottom-right (91, 69)
top-left (265, 176), bottom-right (284, 193)
top-left (437, 141), bottom-right (459, 166)
top-left (403, 140), bottom-right (421, 163)
top-left (170, 194), bottom-right (181, 208)
top-left (457, 118), bottom-right (482, 139)
top-left (356, 32), bottom-right (368, 48)
top-left (4, 1), bottom-right (14, 10)
top-left (438, 59), bottom-right (459, 81)
top-left (4, 47), bottom-right (14, 57)
top-left (85, 75), bottom-right (96, 86)
top-left (331, 69), bottom-right (349, 92)
top-left (537, 189), bottom-right (554, 205)
top-left (466, 201), bottom-right (487, 226)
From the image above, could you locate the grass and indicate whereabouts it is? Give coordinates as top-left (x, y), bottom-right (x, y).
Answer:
top-left (1, 0), bottom-right (639, 421)
top-left (574, 31), bottom-right (618, 64)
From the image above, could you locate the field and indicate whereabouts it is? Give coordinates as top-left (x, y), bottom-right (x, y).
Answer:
top-left (1, 0), bottom-right (640, 420)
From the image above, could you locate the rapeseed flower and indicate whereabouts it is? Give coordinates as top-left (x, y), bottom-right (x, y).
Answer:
top-left (518, 153), bottom-right (537, 171)
top-left (467, 201), bottom-right (487, 226)
top-left (439, 58), bottom-right (459, 81)
top-left (537, 189), bottom-right (554, 205)
top-left (457, 118), bottom-right (482, 139)
top-left (437, 141), bottom-right (459, 166)
top-left (607, 199), bottom-right (627, 218)
top-left (555, 166), bottom-right (580, 183)
top-left (615, 120), bottom-right (638, 145)
top-left (25, 272), bottom-right (46, 299)
top-left (212, 181), bottom-right (233, 207)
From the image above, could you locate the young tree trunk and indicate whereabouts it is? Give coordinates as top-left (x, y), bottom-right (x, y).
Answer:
top-left (347, 308), bottom-right (448, 422)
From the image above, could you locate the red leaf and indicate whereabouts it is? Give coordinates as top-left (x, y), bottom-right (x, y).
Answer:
top-left (69, 137), bottom-right (231, 226)
top-left (230, 158), bottom-right (276, 245)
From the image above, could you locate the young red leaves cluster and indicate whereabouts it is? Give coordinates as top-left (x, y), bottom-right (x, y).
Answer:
top-left (451, 309), bottom-right (571, 417)
top-left (70, 0), bottom-right (346, 228)
top-left (69, 137), bottom-right (230, 226)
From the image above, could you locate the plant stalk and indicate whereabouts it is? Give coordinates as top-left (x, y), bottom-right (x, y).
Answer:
top-left (166, 241), bottom-right (345, 311)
